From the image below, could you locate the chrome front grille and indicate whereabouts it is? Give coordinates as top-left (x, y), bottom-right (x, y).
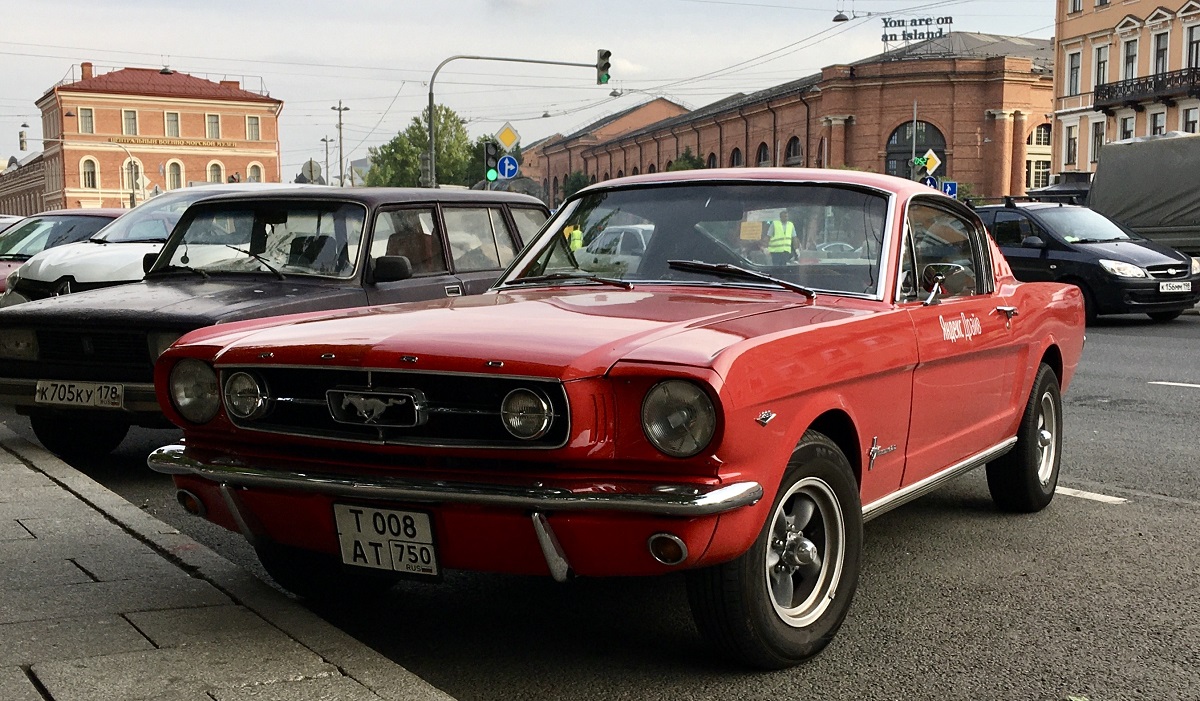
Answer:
top-left (1146, 263), bottom-right (1191, 280)
top-left (221, 366), bottom-right (571, 449)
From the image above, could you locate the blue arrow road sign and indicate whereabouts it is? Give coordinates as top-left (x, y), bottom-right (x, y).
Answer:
top-left (497, 155), bottom-right (519, 180)
top-left (941, 180), bottom-right (958, 198)
top-left (922, 175), bottom-right (939, 189)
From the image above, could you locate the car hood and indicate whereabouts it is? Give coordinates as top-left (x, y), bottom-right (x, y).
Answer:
top-left (18, 240), bottom-right (163, 285)
top-left (0, 276), bottom-right (368, 328)
top-left (199, 287), bottom-right (858, 381)
top-left (1078, 238), bottom-right (1192, 268)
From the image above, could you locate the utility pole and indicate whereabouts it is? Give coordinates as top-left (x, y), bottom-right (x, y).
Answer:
top-left (320, 136), bottom-right (334, 185)
top-left (331, 101), bottom-right (349, 186)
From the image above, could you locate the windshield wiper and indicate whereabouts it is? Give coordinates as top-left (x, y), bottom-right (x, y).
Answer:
top-left (503, 272), bottom-right (633, 290)
top-left (224, 245), bottom-right (285, 280)
top-left (667, 259), bottom-right (816, 299)
top-left (147, 263), bottom-right (209, 280)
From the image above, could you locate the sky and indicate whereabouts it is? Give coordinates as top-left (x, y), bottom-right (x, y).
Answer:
top-left (1, 0), bottom-right (1056, 181)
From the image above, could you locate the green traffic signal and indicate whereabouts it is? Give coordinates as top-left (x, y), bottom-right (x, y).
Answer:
top-left (486, 168), bottom-right (499, 182)
top-left (596, 49), bottom-right (612, 85)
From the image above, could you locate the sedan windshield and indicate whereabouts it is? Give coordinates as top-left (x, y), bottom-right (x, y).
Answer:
top-left (1036, 207), bottom-right (1133, 243)
top-left (94, 189), bottom-right (222, 243)
top-left (509, 183), bottom-right (889, 297)
top-left (154, 201), bottom-right (366, 278)
top-left (0, 215), bottom-right (116, 260)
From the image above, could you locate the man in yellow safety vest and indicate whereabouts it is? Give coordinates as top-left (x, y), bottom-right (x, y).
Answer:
top-left (564, 225), bottom-right (583, 251)
top-left (763, 210), bottom-right (796, 265)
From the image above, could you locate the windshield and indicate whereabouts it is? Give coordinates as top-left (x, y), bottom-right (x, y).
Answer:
top-left (154, 201), bottom-right (366, 278)
top-left (1037, 207), bottom-right (1134, 243)
top-left (509, 183), bottom-right (890, 297)
top-left (95, 189), bottom-right (229, 243)
top-left (0, 215), bottom-right (116, 260)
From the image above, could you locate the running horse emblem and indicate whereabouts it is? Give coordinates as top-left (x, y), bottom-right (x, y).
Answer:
top-left (342, 394), bottom-right (409, 424)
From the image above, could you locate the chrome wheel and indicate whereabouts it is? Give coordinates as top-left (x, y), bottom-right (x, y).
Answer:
top-left (1035, 390), bottom-right (1058, 486)
top-left (764, 476), bottom-right (845, 628)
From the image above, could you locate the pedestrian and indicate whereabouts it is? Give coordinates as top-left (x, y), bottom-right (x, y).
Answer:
top-left (763, 210), bottom-right (797, 265)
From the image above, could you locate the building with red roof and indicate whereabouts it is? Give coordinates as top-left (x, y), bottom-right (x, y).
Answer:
top-left (29, 61), bottom-right (283, 210)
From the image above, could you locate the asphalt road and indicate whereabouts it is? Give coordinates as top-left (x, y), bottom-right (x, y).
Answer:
top-left (4, 312), bottom-right (1198, 700)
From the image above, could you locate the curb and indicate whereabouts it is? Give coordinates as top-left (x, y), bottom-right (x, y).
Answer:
top-left (0, 426), bottom-right (453, 701)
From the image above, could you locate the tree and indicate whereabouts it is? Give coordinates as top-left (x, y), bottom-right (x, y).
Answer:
top-left (667, 147), bottom-right (705, 172)
top-left (365, 104), bottom-right (474, 187)
top-left (562, 171), bottom-right (590, 200)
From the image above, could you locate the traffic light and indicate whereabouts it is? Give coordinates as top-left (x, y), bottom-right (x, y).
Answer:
top-left (596, 49), bottom-right (612, 85)
top-left (18, 130), bottom-right (27, 151)
top-left (484, 142), bottom-right (500, 182)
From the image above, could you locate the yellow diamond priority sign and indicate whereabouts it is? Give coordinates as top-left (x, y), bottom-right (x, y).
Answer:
top-left (922, 148), bottom-right (942, 176)
top-left (495, 122), bottom-right (520, 152)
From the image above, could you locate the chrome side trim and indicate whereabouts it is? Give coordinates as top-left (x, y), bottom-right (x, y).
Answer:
top-left (531, 512), bottom-right (572, 582)
top-left (862, 437), bottom-right (1017, 523)
top-left (148, 444), bottom-right (763, 517)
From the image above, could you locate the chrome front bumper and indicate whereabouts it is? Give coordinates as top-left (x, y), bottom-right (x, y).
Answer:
top-left (147, 443), bottom-right (763, 517)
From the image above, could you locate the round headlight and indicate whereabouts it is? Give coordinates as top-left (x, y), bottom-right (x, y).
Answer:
top-left (169, 359), bottom-right (220, 424)
top-left (642, 380), bottom-right (717, 458)
top-left (501, 388), bottom-right (552, 440)
top-left (224, 372), bottom-right (268, 420)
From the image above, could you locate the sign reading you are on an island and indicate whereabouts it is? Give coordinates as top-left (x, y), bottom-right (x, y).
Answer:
top-left (881, 15), bottom-right (953, 43)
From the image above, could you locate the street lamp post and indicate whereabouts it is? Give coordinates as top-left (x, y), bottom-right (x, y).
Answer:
top-left (320, 136), bottom-right (334, 185)
top-left (331, 102), bottom-right (349, 186)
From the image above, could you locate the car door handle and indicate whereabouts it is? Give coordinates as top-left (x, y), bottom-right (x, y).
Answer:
top-left (995, 305), bottom-right (1019, 328)
top-left (445, 284), bottom-right (463, 297)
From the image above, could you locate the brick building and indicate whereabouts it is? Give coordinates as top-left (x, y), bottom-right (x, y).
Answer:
top-left (1053, 0), bottom-right (1200, 180)
top-left (534, 33), bottom-right (1054, 200)
top-left (0, 154), bottom-right (46, 216)
top-left (23, 61), bottom-right (283, 210)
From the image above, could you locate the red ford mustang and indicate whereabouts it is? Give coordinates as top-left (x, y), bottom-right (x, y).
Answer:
top-left (150, 169), bottom-right (1085, 668)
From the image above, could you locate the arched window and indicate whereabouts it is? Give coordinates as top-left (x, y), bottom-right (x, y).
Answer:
top-left (167, 162), bottom-right (182, 190)
top-left (756, 142), bottom-right (770, 166)
top-left (784, 136), bottom-right (803, 166)
top-left (543, 178), bottom-right (549, 195)
top-left (603, 172), bottom-right (610, 180)
top-left (81, 158), bottom-right (97, 189)
top-left (1027, 123), bottom-right (1052, 146)
top-left (248, 164), bottom-right (263, 183)
top-left (552, 176), bottom-right (559, 202)
top-left (665, 161), bottom-right (673, 171)
top-left (590, 174), bottom-right (597, 183)
top-left (816, 138), bottom-right (827, 168)
top-left (730, 148), bottom-right (743, 167)
top-left (208, 163), bottom-right (223, 183)
top-left (616, 169), bottom-right (624, 178)
top-left (884, 120), bottom-right (947, 178)
top-left (706, 152), bottom-right (718, 168)
top-left (631, 166), bottom-right (639, 176)
top-left (647, 163), bottom-right (657, 173)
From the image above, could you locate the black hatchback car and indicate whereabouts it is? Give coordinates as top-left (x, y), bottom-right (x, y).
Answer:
top-left (0, 187), bottom-right (549, 458)
top-left (976, 201), bottom-right (1200, 323)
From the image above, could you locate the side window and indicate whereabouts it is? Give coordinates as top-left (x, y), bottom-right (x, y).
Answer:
top-left (906, 202), bottom-right (981, 298)
top-left (509, 207), bottom-right (549, 244)
top-left (370, 208), bottom-right (447, 276)
top-left (620, 231), bottom-right (647, 256)
top-left (991, 211), bottom-right (1035, 247)
top-left (590, 231), bottom-right (621, 255)
top-left (443, 207), bottom-right (518, 272)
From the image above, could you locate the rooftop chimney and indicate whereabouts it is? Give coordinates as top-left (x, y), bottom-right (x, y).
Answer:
top-left (81, 62), bottom-right (93, 80)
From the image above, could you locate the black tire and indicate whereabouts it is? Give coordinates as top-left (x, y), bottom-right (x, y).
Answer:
top-left (686, 430), bottom-right (862, 669)
top-left (1069, 281), bottom-right (1097, 325)
top-left (255, 541), bottom-right (396, 601)
top-left (29, 412), bottom-right (129, 460)
top-left (1147, 310), bottom-right (1183, 322)
top-left (986, 363), bottom-right (1062, 513)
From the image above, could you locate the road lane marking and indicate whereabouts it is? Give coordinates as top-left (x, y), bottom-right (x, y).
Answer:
top-left (1056, 486), bottom-right (1128, 504)
top-left (1149, 381), bottom-right (1200, 389)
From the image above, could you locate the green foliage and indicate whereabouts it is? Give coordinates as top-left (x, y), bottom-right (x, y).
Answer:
top-left (667, 147), bottom-right (705, 171)
top-left (365, 104), bottom-right (474, 187)
top-left (562, 171), bottom-right (591, 200)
